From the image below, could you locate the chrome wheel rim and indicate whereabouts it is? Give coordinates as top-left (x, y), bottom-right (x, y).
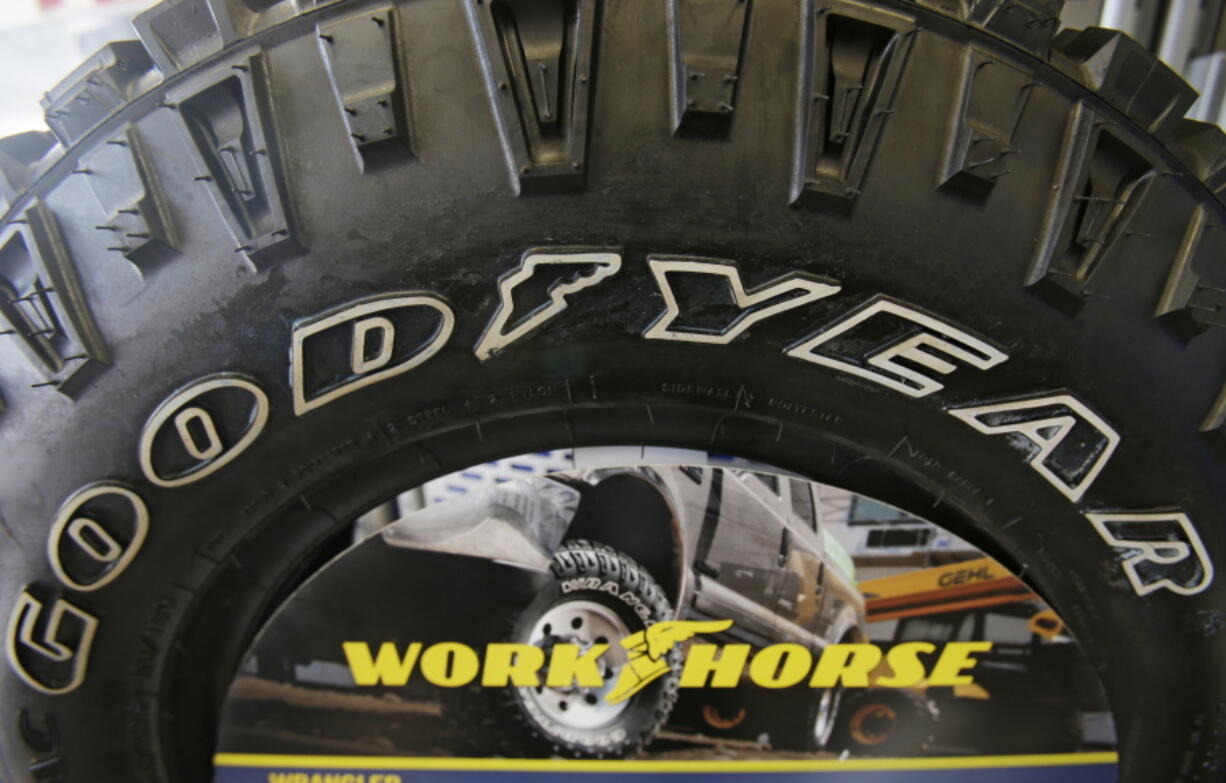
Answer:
top-left (519, 599), bottom-right (632, 729)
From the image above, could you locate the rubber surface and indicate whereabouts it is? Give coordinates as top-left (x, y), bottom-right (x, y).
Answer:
top-left (0, 1), bottom-right (1223, 782)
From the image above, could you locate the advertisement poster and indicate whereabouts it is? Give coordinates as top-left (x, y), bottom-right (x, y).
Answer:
top-left (212, 462), bottom-right (1118, 782)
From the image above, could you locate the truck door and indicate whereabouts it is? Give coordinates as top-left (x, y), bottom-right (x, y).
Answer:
top-left (689, 469), bottom-right (787, 642)
top-left (778, 478), bottom-right (835, 639)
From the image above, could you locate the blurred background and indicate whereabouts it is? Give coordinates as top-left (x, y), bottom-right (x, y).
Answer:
top-left (2, 1), bottom-right (1226, 136)
top-left (0, 0), bottom-right (155, 137)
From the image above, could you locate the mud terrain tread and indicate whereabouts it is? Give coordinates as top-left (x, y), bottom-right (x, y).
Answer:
top-left (0, 0), bottom-right (1223, 426)
top-left (0, 4), bottom-right (1222, 781)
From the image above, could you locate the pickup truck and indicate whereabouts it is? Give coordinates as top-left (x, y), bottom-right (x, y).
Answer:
top-left (382, 465), bottom-right (866, 757)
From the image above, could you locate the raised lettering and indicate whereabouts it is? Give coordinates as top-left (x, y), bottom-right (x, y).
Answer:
top-left (787, 297), bottom-right (1007, 397)
top-left (47, 484), bottom-right (148, 592)
top-left (949, 393), bottom-right (1120, 502)
top-left (643, 257), bottom-right (839, 344)
top-left (475, 250), bottom-right (620, 361)
top-left (6, 590), bottom-right (99, 695)
top-left (1086, 511), bottom-right (1214, 597)
top-left (140, 374), bottom-right (269, 487)
top-left (292, 293), bottom-right (454, 415)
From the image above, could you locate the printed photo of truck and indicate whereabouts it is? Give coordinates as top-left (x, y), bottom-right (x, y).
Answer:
top-left (216, 461), bottom-right (1115, 763)
top-left (377, 465), bottom-right (867, 756)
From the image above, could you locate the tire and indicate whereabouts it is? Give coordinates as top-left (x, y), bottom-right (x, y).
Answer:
top-left (444, 540), bottom-right (677, 758)
top-left (768, 684), bottom-right (842, 752)
top-left (0, 1), bottom-right (1223, 782)
top-left (830, 689), bottom-right (939, 757)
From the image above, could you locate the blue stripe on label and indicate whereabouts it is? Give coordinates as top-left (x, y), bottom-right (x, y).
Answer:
top-left (214, 763), bottom-right (1118, 783)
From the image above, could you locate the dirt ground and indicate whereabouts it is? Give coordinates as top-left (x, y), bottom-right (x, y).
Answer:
top-left (218, 677), bottom-right (839, 760)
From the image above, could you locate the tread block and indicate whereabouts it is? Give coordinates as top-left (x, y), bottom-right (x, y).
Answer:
top-left (134, 0), bottom-right (237, 76)
top-left (169, 52), bottom-right (301, 269)
top-left (966, 1), bottom-right (1061, 57)
top-left (667, 0), bottom-right (752, 137)
top-left (1052, 28), bottom-right (1196, 139)
top-left (0, 133), bottom-right (57, 214)
top-left (1026, 102), bottom-right (1157, 314)
top-left (466, 0), bottom-right (596, 194)
top-left (1155, 204), bottom-right (1226, 341)
top-left (1170, 120), bottom-right (1226, 199)
top-left (939, 47), bottom-right (1033, 194)
top-left (80, 127), bottom-right (177, 273)
top-left (317, 6), bottom-right (411, 172)
top-left (917, 1), bottom-right (1061, 56)
top-left (791, 1), bottom-right (915, 210)
top-left (0, 201), bottom-right (110, 398)
top-left (1204, 382), bottom-right (1226, 432)
top-left (40, 41), bottom-right (157, 147)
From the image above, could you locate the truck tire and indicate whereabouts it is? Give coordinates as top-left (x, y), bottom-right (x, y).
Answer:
top-left (768, 684), bottom-right (842, 751)
top-left (0, 1), bottom-right (1223, 781)
top-left (830, 689), bottom-right (939, 757)
top-left (445, 540), bottom-right (677, 758)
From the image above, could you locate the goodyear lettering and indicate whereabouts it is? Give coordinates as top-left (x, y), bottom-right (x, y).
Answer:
top-left (6, 247), bottom-right (1212, 701)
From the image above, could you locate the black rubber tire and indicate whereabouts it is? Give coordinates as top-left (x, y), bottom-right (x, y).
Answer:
top-left (830, 689), bottom-right (939, 757)
top-left (766, 685), bottom-right (842, 752)
top-left (0, 2), bottom-right (1224, 782)
top-left (444, 540), bottom-right (677, 759)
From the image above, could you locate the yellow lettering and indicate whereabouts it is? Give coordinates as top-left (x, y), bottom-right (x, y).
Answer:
top-left (545, 643), bottom-right (609, 688)
top-left (748, 644), bottom-right (812, 688)
top-left (809, 643), bottom-right (882, 687)
top-left (878, 642), bottom-right (936, 687)
top-left (679, 644), bottom-right (751, 688)
top-left (342, 642), bottom-right (422, 686)
top-left (927, 641), bottom-right (992, 686)
top-left (481, 643), bottom-right (546, 686)
top-left (419, 642), bottom-right (480, 687)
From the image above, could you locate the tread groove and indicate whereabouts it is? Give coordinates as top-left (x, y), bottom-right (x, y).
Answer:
top-left (466, 0), bottom-right (596, 194)
top-left (0, 201), bottom-right (110, 397)
top-left (666, 0), bottom-right (753, 138)
top-left (1025, 101), bottom-right (1159, 314)
top-left (791, 0), bottom-right (915, 210)
top-left (168, 50), bottom-right (302, 268)
top-left (316, 4), bottom-right (413, 171)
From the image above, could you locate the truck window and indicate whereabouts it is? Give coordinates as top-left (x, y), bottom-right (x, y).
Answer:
top-left (789, 478), bottom-right (817, 530)
top-left (983, 612), bottom-right (1036, 644)
top-left (848, 496), bottom-right (914, 525)
top-left (896, 612), bottom-right (975, 643)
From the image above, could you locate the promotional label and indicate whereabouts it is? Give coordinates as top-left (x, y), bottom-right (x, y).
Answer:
top-left (212, 462), bottom-right (1117, 782)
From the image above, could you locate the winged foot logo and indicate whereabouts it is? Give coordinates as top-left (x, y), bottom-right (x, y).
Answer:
top-left (606, 619), bottom-right (734, 704)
